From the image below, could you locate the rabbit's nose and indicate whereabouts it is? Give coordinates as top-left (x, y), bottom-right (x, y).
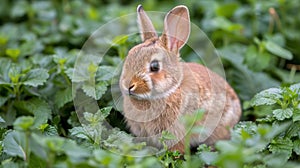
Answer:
top-left (128, 83), bottom-right (136, 94)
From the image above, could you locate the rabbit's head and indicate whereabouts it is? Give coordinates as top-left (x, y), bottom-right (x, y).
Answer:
top-left (120, 5), bottom-right (190, 100)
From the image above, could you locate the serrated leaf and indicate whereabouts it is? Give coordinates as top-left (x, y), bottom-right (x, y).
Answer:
top-left (269, 137), bottom-right (293, 155)
top-left (43, 125), bottom-right (59, 136)
top-left (266, 121), bottom-right (292, 140)
top-left (265, 41), bottom-right (293, 60)
top-left (96, 66), bottom-right (118, 81)
top-left (54, 87), bottom-right (72, 108)
top-left (3, 131), bottom-right (26, 160)
top-left (251, 88), bottom-right (282, 106)
top-left (103, 129), bottom-right (140, 150)
top-left (290, 83), bottom-right (300, 92)
top-left (293, 109), bottom-right (300, 122)
top-left (99, 106), bottom-right (112, 119)
top-left (14, 98), bottom-right (51, 127)
top-left (22, 68), bottom-right (49, 87)
top-left (69, 126), bottom-right (90, 140)
top-left (293, 139), bottom-right (300, 155)
top-left (285, 121), bottom-right (300, 138)
top-left (272, 108), bottom-right (293, 120)
top-left (83, 107), bottom-right (111, 124)
top-left (82, 81), bottom-right (109, 100)
top-left (65, 68), bottom-right (74, 80)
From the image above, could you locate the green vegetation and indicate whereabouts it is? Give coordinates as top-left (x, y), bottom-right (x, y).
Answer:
top-left (0, 0), bottom-right (299, 167)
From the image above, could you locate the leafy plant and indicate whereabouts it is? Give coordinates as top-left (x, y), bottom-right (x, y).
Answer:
top-left (0, 0), bottom-right (300, 167)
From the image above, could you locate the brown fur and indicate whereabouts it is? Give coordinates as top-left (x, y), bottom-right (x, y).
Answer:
top-left (119, 5), bottom-right (241, 153)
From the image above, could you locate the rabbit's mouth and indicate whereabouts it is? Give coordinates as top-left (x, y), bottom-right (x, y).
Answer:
top-left (120, 84), bottom-right (151, 100)
top-left (129, 93), bottom-right (150, 100)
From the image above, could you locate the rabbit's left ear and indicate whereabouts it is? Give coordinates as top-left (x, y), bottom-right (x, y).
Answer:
top-left (137, 5), bottom-right (157, 41)
top-left (160, 5), bottom-right (190, 53)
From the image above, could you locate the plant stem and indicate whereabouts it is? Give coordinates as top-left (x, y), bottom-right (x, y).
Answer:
top-left (184, 133), bottom-right (191, 168)
top-left (25, 131), bottom-right (30, 167)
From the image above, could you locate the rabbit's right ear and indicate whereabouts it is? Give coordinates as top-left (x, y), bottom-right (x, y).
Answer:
top-left (137, 5), bottom-right (157, 41)
top-left (160, 5), bottom-right (190, 53)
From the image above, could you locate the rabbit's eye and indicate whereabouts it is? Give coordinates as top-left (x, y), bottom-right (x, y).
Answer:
top-left (150, 60), bottom-right (160, 72)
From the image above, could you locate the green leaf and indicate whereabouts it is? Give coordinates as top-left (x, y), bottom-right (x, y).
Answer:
top-left (272, 108), bottom-right (293, 121)
top-left (293, 109), bottom-right (300, 122)
top-left (285, 121), bottom-right (300, 138)
top-left (54, 87), bottom-right (72, 109)
top-left (99, 106), bottom-right (112, 119)
top-left (219, 44), bottom-right (279, 100)
top-left (13, 116), bottom-right (34, 131)
top-left (215, 3), bottom-right (239, 17)
top-left (28, 154), bottom-right (47, 168)
top-left (290, 83), bottom-right (300, 92)
top-left (200, 151), bottom-right (218, 165)
top-left (14, 98), bottom-right (51, 127)
top-left (3, 131), bottom-right (26, 160)
top-left (1, 161), bottom-right (22, 168)
top-left (0, 95), bottom-right (9, 107)
top-left (269, 137), bottom-right (293, 156)
top-left (69, 126), bottom-right (90, 140)
top-left (244, 45), bottom-right (271, 71)
top-left (103, 129), bottom-right (144, 151)
top-left (11, 0), bottom-right (28, 18)
top-left (8, 65), bottom-right (22, 84)
top-left (112, 35), bottom-right (128, 45)
top-left (82, 81), bottom-right (109, 100)
top-left (0, 58), bottom-right (11, 83)
top-left (83, 107), bottom-right (111, 124)
top-left (42, 125), bottom-right (59, 136)
top-left (0, 116), bottom-right (5, 123)
top-left (96, 66), bottom-right (118, 81)
top-left (263, 152), bottom-right (290, 167)
top-left (265, 41), bottom-right (293, 60)
top-left (22, 68), bottom-right (49, 87)
top-left (62, 140), bottom-right (90, 163)
top-left (251, 88), bottom-right (282, 106)
top-left (5, 48), bottom-right (20, 60)
top-left (293, 139), bottom-right (300, 155)
top-left (160, 131), bottom-right (176, 141)
top-left (93, 149), bottom-right (122, 166)
top-left (0, 108), bottom-right (16, 127)
top-left (210, 17), bottom-right (243, 32)
top-left (39, 136), bottom-right (65, 152)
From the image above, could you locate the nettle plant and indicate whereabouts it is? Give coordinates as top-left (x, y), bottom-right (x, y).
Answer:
top-left (251, 83), bottom-right (300, 161)
top-left (193, 83), bottom-right (300, 168)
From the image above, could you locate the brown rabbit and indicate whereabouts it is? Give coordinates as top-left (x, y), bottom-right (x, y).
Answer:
top-left (119, 5), bottom-right (241, 153)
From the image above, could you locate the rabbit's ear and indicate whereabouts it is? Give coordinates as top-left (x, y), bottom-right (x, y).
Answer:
top-left (161, 5), bottom-right (190, 53)
top-left (137, 5), bottom-right (157, 41)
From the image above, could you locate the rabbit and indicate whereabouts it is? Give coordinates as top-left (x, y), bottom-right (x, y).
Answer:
top-left (119, 4), bottom-right (241, 153)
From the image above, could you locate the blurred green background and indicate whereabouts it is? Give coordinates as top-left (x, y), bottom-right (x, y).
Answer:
top-left (0, 0), bottom-right (300, 167)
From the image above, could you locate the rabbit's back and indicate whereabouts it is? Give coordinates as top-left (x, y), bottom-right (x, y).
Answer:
top-left (182, 62), bottom-right (241, 145)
